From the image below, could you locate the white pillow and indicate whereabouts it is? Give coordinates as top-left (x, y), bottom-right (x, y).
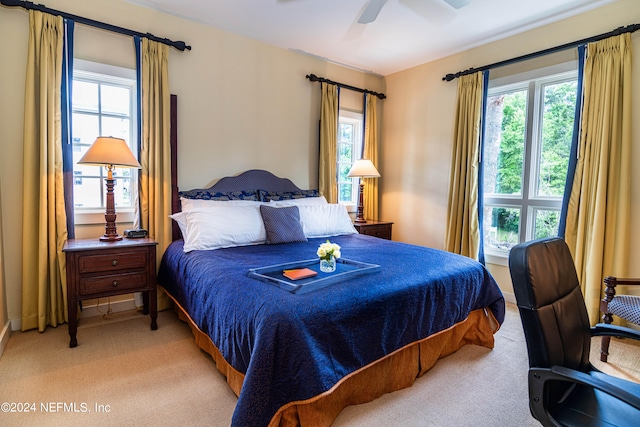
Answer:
top-left (171, 206), bottom-right (266, 252)
top-left (180, 197), bottom-right (263, 211)
top-left (269, 196), bottom-right (328, 207)
top-left (298, 204), bottom-right (358, 238)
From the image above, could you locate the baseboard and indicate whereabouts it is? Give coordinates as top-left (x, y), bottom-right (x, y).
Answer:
top-left (8, 297), bottom-right (139, 333)
top-left (503, 292), bottom-right (516, 305)
top-left (79, 297), bottom-right (138, 319)
top-left (0, 319), bottom-right (11, 360)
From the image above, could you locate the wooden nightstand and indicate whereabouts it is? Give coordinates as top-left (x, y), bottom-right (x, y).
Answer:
top-left (353, 220), bottom-right (393, 240)
top-left (63, 238), bottom-right (158, 348)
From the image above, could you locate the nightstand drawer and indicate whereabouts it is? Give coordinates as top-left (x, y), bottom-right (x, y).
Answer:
top-left (359, 225), bottom-right (392, 239)
top-left (78, 251), bottom-right (147, 273)
top-left (80, 271), bottom-right (148, 295)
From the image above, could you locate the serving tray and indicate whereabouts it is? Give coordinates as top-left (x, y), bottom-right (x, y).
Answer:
top-left (247, 258), bottom-right (381, 294)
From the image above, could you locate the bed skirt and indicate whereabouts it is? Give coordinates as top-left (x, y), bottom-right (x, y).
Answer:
top-left (164, 288), bottom-right (500, 427)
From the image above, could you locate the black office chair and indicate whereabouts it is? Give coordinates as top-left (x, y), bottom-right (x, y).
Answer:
top-left (509, 237), bottom-right (640, 426)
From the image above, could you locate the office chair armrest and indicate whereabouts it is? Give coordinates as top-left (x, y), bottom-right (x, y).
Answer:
top-left (591, 323), bottom-right (640, 342)
top-left (530, 366), bottom-right (640, 410)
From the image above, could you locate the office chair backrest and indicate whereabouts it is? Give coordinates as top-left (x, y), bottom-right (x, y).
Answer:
top-left (509, 237), bottom-right (591, 372)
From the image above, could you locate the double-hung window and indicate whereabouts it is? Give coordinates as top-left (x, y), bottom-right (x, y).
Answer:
top-left (482, 64), bottom-right (578, 261)
top-left (71, 60), bottom-right (138, 224)
top-left (337, 110), bottom-right (363, 209)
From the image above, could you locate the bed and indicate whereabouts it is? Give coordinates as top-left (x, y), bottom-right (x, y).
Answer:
top-left (157, 169), bottom-right (505, 427)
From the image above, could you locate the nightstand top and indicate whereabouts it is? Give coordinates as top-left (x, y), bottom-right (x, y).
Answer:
top-left (353, 219), bottom-right (394, 226)
top-left (63, 237), bottom-right (157, 252)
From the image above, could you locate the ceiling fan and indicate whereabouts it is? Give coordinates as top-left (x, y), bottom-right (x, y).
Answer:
top-left (358, 0), bottom-right (471, 24)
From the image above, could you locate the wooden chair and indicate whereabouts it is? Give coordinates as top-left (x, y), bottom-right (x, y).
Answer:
top-left (600, 276), bottom-right (640, 362)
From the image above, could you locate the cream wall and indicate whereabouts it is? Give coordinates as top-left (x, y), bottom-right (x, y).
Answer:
top-left (382, 0), bottom-right (640, 301)
top-left (0, 0), bottom-right (385, 329)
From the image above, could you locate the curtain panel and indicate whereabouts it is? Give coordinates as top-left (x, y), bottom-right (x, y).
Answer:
top-left (445, 72), bottom-right (484, 260)
top-left (564, 33), bottom-right (632, 324)
top-left (362, 93), bottom-right (380, 221)
top-left (21, 10), bottom-right (69, 331)
top-left (318, 83), bottom-right (339, 203)
top-left (136, 37), bottom-right (173, 311)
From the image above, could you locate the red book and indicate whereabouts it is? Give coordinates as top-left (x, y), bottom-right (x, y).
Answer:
top-left (283, 268), bottom-right (318, 281)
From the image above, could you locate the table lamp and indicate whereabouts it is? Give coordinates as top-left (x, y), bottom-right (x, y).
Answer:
top-left (77, 136), bottom-right (141, 241)
top-left (347, 159), bottom-right (380, 223)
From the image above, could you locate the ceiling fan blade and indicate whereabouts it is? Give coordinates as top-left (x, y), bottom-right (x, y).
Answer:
top-left (358, 0), bottom-right (388, 24)
top-left (443, 0), bottom-right (471, 9)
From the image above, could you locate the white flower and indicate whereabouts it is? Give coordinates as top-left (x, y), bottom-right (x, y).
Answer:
top-left (317, 240), bottom-right (341, 261)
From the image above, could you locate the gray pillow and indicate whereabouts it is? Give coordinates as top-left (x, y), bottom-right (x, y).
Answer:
top-left (259, 205), bottom-right (307, 245)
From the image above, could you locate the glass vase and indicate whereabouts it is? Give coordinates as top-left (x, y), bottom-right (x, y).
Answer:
top-left (319, 256), bottom-right (336, 273)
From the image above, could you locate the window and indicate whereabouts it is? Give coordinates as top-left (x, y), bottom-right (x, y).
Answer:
top-left (337, 110), bottom-right (363, 207)
top-left (483, 65), bottom-right (578, 259)
top-left (71, 60), bottom-right (137, 223)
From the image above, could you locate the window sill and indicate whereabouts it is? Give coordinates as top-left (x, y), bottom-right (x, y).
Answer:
top-left (74, 210), bottom-right (135, 225)
top-left (484, 251), bottom-right (509, 267)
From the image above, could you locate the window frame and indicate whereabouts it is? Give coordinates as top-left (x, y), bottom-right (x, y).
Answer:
top-left (337, 109), bottom-right (364, 211)
top-left (72, 59), bottom-right (138, 225)
top-left (483, 62), bottom-right (578, 265)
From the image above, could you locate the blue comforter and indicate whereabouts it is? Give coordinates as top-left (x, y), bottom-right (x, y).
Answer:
top-left (158, 234), bottom-right (505, 426)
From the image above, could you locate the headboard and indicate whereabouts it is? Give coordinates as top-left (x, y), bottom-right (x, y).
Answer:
top-left (171, 170), bottom-right (307, 241)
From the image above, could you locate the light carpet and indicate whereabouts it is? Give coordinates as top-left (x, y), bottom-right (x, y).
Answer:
top-left (0, 304), bottom-right (637, 427)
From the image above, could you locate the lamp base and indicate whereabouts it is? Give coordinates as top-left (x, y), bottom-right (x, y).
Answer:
top-left (100, 234), bottom-right (123, 242)
top-left (354, 182), bottom-right (367, 223)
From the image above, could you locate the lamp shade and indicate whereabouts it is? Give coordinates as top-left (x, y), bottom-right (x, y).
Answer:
top-left (347, 159), bottom-right (380, 178)
top-left (78, 136), bottom-right (141, 169)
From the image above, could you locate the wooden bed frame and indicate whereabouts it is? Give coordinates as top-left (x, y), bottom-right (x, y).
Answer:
top-left (165, 95), bottom-right (500, 426)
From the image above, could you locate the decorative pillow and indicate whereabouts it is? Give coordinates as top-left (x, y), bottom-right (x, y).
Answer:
top-left (259, 205), bottom-right (307, 245)
top-left (258, 189), bottom-right (320, 202)
top-left (178, 189), bottom-right (259, 201)
top-left (297, 204), bottom-right (358, 238)
top-left (269, 196), bottom-right (328, 207)
top-left (180, 197), bottom-right (263, 211)
top-left (172, 206), bottom-right (266, 252)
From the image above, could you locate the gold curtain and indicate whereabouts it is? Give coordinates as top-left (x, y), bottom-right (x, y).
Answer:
top-left (21, 11), bottom-right (68, 331)
top-left (138, 38), bottom-right (173, 310)
top-left (444, 72), bottom-right (483, 259)
top-left (318, 82), bottom-right (338, 203)
top-left (362, 93), bottom-right (379, 221)
top-left (564, 34), bottom-right (632, 324)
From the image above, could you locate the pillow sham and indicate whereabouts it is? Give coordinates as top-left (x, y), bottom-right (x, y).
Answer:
top-left (259, 205), bottom-right (307, 244)
top-left (297, 204), bottom-right (358, 238)
top-left (171, 205), bottom-right (267, 252)
top-left (259, 189), bottom-right (320, 202)
top-left (180, 197), bottom-right (263, 211)
top-left (178, 189), bottom-right (259, 201)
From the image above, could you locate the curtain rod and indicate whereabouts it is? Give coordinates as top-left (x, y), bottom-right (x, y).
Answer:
top-left (0, 0), bottom-right (191, 51)
top-left (442, 23), bottom-right (640, 82)
top-left (306, 74), bottom-right (386, 99)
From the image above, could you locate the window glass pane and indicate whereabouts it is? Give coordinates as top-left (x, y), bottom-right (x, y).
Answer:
top-left (72, 81), bottom-right (99, 112)
top-left (537, 81), bottom-right (577, 197)
top-left (113, 178), bottom-right (133, 207)
top-left (101, 117), bottom-right (131, 142)
top-left (73, 177), bottom-right (102, 208)
top-left (338, 143), bottom-right (352, 162)
top-left (72, 113), bottom-right (99, 147)
top-left (100, 84), bottom-right (130, 115)
top-left (484, 90), bottom-right (527, 196)
top-left (483, 206), bottom-right (520, 252)
top-left (338, 183), bottom-right (352, 203)
top-left (533, 209), bottom-right (560, 240)
top-left (339, 123), bottom-right (354, 143)
top-left (338, 163), bottom-right (352, 182)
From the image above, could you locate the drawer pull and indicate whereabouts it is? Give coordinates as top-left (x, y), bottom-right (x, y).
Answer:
top-left (111, 259), bottom-right (118, 266)
top-left (112, 280), bottom-right (119, 287)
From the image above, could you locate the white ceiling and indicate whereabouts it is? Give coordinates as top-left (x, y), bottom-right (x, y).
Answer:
top-left (125, 0), bottom-right (616, 76)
